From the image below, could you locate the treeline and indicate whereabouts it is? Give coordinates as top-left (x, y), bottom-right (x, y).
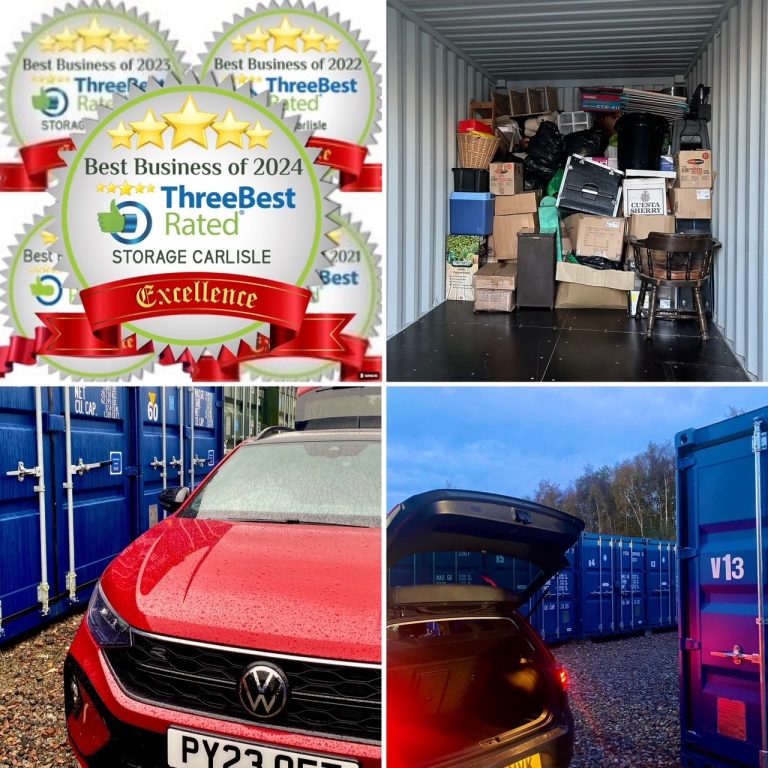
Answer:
top-left (531, 441), bottom-right (676, 540)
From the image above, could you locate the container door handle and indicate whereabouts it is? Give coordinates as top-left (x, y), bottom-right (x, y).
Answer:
top-left (5, 460), bottom-right (42, 482)
top-left (710, 644), bottom-right (761, 665)
top-left (150, 457), bottom-right (166, 471)
top-left (70, 458), bottom-right (111, 476)
top-left (169, 456), bottom-right (182, 469)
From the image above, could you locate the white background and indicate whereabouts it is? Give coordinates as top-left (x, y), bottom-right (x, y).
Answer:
top-left (0, 0), bottom-right (386, 383)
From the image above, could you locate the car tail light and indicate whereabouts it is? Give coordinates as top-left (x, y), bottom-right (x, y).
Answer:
top-left (556, 666), bottom-right (569, 692)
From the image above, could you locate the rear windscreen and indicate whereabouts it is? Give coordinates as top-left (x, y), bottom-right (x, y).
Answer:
top-left (389, 551), bottom-right (544, 598)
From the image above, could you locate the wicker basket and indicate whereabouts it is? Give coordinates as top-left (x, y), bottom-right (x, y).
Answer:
top-left (457, 131), bottom-right (500, 169)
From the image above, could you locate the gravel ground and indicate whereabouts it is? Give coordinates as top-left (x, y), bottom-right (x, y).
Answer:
top-left (554, 631), bottom-right (680, 768)
top-left (0, 614), bottom-right (81, 768)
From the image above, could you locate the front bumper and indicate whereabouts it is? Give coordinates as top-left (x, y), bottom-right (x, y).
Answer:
top-left (66, 622), bottom-right (381, 768)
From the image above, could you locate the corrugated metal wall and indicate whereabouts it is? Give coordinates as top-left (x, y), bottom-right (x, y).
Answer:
top-left (387, 1), bottom-right (493, 336)
top-left (687, 0), bottom-right (766, 380)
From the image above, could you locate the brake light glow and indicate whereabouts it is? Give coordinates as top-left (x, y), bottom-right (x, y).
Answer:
top-left (556, 666), bottom-right (569, 691)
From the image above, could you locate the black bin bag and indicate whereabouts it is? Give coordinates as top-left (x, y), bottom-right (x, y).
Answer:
top-left (524, 121), bottom-right (564, 190)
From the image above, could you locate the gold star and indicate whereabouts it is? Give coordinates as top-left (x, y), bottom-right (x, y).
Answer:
top-left (107, 183), bottom-right (117, 193)
top-left (96, 183), bottom-right (105, 192)
top-left (237, 74), bottom-right (249, 85)
top-left (324, 34), bottom-right (341, 53)
top-left (111, 27), bottom-right (135, 52)
top-left (327, 228), bottom-right (343, 246)
top-left (212, 108), bottom-right (249, 149)
top-left (41, 231), bottom-right (58, 246)
top-left (147, 184), bottom-right (156, 193)
top-left (162, 95), bottom-right (217, 149)
top-left (55, 28), bottom-right (79, 52)
top-left (107, 121), bottom-right (134, 149)
top-left (230, 35), bottom-right (247, 53)
top-left (245, 26), bottom-right (270, 52)
top-left (129, 108), bottom-right (168, 148)
top-left (40, 35), bottom-right (57, 52)
top-left (268, 17), bottom-right (302, 52)
top-left (301, 26), bottom-right (325, 53)
top-left (46, 75), bottom-right (57, 85)
top-left (245, 121), bottom-right (272, 150)
top-left (135, 183), bottom-right (145, 193)
top-left (77, 18), bottom-right (112, 51)
top-left (119, 180), bottom-right (133, 196)
top-left (132, 36), bottom-right (149, 52)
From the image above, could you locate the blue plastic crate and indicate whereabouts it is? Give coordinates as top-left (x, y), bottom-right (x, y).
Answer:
top-left (450, 192), bottom-right (495, 235)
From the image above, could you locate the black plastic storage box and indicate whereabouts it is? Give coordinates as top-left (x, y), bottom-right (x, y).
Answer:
top-left (556, 154), bottom-right (624, 217)
top-left (453, 167), bottom-right (490, 193)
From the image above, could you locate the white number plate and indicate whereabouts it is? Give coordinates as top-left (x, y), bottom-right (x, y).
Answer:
top-left (167, 728), bottom-right (360, 768)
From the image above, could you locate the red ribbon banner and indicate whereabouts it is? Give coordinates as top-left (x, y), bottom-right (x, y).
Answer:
top-left (0, 273), bottom-right (381, 381)
top-left (307, 136), bottom-right (382, 193)
top-left (0, 138), bottom-right (75, 192)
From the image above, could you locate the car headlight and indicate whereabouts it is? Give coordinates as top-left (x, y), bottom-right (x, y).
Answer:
top-left (87, 585), bottom-right (131, 648)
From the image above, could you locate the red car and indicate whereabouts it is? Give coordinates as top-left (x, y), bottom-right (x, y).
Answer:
top-left (65, 425), bottom-right (381, 768)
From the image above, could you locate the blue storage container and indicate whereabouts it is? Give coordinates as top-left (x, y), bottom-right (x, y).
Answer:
top-left (616, 536), bottom-right (647, 632)
top-left (578, 532), bottom-right (618, 637)
top-left (533, 544), bottom-right (578, 643)
top-left (450, 192), bottom-right (495, 235)
top-left (645, 538), bottom-right (677, 630)
top-left (677, 409), bottom-right (768, 768)
top-left (0, 387), bottom-right (223, 645)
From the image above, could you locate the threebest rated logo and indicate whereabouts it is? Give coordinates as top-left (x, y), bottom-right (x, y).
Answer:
top-left (96, 184), bottom-right (297, 243)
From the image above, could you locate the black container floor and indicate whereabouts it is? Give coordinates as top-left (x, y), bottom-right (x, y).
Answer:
top-left (387, 301), bottom-right (749, 382)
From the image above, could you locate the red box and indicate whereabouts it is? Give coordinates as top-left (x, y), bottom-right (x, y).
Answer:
top-left (458, 119), bottom-right (494, 135)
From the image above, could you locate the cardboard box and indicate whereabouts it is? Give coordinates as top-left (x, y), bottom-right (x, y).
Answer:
top-left (556, 282), bottom-right (628, 310)
top-left (493, 213), bottom-right (538, 261)
top-left (474, 261), bottom-right (517, 291)
top-left (670, 187), bottom-right (712, 219)
top-left (474, 288), bottom-right (516, 312)
top-left (622, 177), bottom-right (668, 216)
top-left (489, 162), bottom-right (524, 196)
top-left (627, 213), bottom-right (676, 240)
top-left (625, 214), bottom-right (676, 263)
top-left (495, 189), bottom-right (542, 216)
top-left (676, 150), bottom-right (713, 188)
top-left (445, 235), bottom-right (487, 301)
top-left (556, 260), bottom-right (635, 290)
top-left (564, 214), bottom-right (626, 261)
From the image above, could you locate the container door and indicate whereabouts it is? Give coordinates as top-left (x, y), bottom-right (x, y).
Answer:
top-left (678, 423), bottom-right (767, 768)
top-left (617, 538), bottom-right (645, 630)
top-left (579, 535), bottom-right (615, 637)
top-left (389, 555), bottom-right (417, 588)
top-left (540, 545), bottom-right (576, 641)
top-left (53, 387), bottom-right (135, 602)
top-left (0, 389), bottom-right (58, 642)
top-left (646, 540), bottom-right (671, 629)
top-left (137, 387), bottom-right (182, 526)
top-left (184, 387), bottom-right (221, 490)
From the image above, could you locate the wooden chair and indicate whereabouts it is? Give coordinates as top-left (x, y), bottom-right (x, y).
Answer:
top-left (629, 232), bottom-right (720, 340)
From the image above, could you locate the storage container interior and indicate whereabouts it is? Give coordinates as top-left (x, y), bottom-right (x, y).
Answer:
top-left (388, 0), bottom-right (768, 381)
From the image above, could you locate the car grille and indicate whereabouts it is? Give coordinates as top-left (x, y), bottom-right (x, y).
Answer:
top-left (105, 632), bottom-right (381, 743)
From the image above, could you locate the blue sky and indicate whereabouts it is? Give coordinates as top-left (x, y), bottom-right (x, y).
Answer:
top-left (387, 386), bottom-right (768, 509)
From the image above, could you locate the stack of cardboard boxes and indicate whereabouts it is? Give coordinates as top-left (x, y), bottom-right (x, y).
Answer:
top-left (445, 140), bottom-right (715, 313)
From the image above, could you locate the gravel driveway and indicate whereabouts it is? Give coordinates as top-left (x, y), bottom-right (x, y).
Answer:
top-left (0, 614), bottom-right (81, 768)
top-left (555, 631), bottom-right (680, 768)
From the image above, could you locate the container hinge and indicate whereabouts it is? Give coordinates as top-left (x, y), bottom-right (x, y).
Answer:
top-left (123, 466), bottom-right (138, 477)
top-left (757, 617), bottom-right (768, 627)
top-left (65, 571), bottom-right (77, 602)
top-left (679, 547), bottom-right (697, 560)
top-left (682, 638), bottom-right (701, 651)
top-left (37, 582), bottom-right (50, 616)
top-left (759, 750), bottom-right (768, 768)
top-left (753, 430), bottom-right (768, 453)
